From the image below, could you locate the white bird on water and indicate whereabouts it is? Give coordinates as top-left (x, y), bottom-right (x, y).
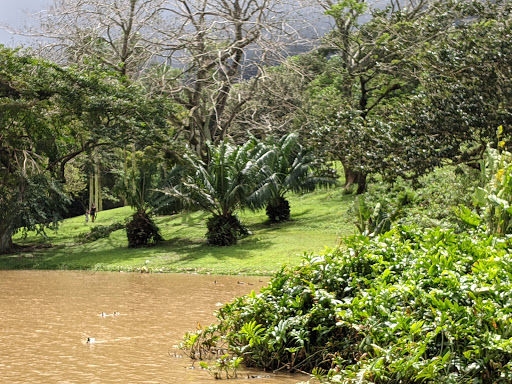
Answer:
top-left (99, 311), bottom-right (120, 317)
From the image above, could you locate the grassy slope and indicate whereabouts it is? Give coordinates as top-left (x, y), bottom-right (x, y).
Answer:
top-left (2, 188), bottom-right (356, 275)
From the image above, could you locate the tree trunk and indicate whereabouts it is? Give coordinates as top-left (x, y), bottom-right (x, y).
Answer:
top-left (342, 162), bottom-right (367, 194)
top-left (123, 147), bottom-right (128, 206)
top-left (0, 229), bottom-right (13, 253)
top-left (343, 163), bottom-right (357, 192)
top-left (89, 174), bottom-right (94, 210)
top-left (356, 173), bottom-right (367, 194)
top-left (94, 153), bottom-right (102, 211)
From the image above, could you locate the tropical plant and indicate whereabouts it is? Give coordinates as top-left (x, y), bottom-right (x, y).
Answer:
top-left (117, 148), bottom-right (166, 248)
top-left (158, 140), bottom-right (265, 246)
top-left (185, 226), bottom-right (512, 383)
top-left (199, 355), bottom-right (243, 380)
top-left (249, 133), bottom-right (337, 223)
top-left (471, 133), bottom-right (512, 236)
top-left (125, 210), bottom-right (162, 248)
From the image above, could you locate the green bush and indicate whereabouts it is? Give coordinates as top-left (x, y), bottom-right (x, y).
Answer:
top-left (75, 222), bottom-right (125, 243)
top-left (355, 165), bottom-right (479, 231)
top-left (206, 214), bottom-right (249, 246)
top-left (265, 197), bottom-right (291, 222)
top-left (125, 211), bottom-right (162, 248)
top-left (183, 226), bottom-right (512, 383)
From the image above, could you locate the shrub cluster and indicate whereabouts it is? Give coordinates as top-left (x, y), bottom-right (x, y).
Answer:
top-left (75, 222), bottom-right (125, 243)
top-left (183, 226), bottom-right (512, 383)
top-left (353, 165), bottom-right (479, 233)
top-left (125, 211), bottom-right (162, 248)
top-left (205, 214), bottom-right (249, 246)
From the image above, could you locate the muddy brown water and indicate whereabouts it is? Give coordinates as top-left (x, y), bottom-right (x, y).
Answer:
top-left (0, 271), bottom-right (307, 383)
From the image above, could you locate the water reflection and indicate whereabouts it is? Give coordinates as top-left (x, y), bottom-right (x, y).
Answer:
top-left (0, 271), bottom-right (305, 383)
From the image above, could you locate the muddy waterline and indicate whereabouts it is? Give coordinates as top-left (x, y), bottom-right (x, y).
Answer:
top-left (0, 271), bottom-right (306, 383)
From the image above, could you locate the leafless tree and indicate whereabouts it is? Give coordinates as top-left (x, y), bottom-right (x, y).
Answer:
top-left (28, 0), bottom-right (327, 156)
top-left (33, 0), bottom-right (167, 77)
top-left (152, 0), bottom-right (321, 156)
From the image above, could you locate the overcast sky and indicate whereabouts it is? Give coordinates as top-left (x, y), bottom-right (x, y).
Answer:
top-left (0, 0), bottom-right (50, 46)
top-left (0, 0), bottom-right (390, 47)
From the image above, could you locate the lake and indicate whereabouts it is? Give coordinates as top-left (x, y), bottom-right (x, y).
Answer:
top-left (0, 270), bottom-right (305, 383)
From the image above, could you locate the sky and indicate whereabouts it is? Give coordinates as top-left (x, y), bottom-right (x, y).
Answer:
top-left (0, 0), bottom-right (50, 46)
top-left (0, 0), bottom-right (390, 47)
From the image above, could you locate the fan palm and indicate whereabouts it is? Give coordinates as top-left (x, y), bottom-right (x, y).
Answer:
top-left (249, 133), bottom-right (337, 222)
top-left (116, 153), bottom-right (176, 248)
top-left (158, 139), bottom-right (265, 245)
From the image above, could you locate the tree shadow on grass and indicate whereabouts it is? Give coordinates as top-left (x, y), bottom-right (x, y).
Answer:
top-left (1, 212), bottom-right (309, 271)
top-left (158, 235), bottom-right (275, 264)
top-left (247, 212), bottom-right (314, 232)
top-left (12, 230), bottom-right (274, 271)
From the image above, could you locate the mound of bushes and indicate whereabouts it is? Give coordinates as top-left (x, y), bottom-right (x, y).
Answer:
top-left (75, 222), bottom-right (125, 243)
top-left (205, 214), bottom-right (249, 246)
top-left (125, 210), bottom-right (163, 248)
top-left (181, 226), bottom-right (512, 383)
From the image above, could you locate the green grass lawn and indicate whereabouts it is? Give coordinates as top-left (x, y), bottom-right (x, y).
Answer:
top-left (2, 188), bottom-right (356, 275)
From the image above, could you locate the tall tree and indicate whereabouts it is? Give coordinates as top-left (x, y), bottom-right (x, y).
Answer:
top-left (33, 0), bottom-right (172, 211)
top-left (0, 48), bottom-right (77, 251)
top-left (35, 0), bottom-right (166, 77)
top-left (303, 0), bottom-right (512, 190)
top-left (302, 0), bottom-right (439, 192)
top-left (227, 53), bottom-right (326, 143)
top-left (153, 0), bottom-right (304, 156)
top-left (0, 47), bottom-right (177, 252)
top-left (33, 0), bottom-right (308, 157)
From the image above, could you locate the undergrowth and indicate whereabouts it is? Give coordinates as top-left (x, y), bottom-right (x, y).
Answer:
top-left (75, 222), bottom-right (125, 243)
top-left (181, 226), bottom-right (512, 383)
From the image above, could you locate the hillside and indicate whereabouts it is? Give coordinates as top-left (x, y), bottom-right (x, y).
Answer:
top-left (2, 188), bottom-right (355, 275)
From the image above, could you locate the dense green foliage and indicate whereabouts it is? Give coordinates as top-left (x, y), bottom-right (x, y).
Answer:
top-left (353, 165), bottom-right (480, 234)
top-left (249, 133), bottom-right (337, 223)
top-left (178, 148), bottom-right (512, 382)
top-left (125, 210), bottom-right (162, 248)
top-left (0, 47), bottom-right (77, 250)
top-left (183, 227), bottom-right (512, 383)
top-left (228, 0), bottom-right (512, 193)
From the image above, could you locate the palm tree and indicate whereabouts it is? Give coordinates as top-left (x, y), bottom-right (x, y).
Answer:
top-left (117, 152), bottom-right (169, 248)
top-left (249, 133), bottom-right (337, 223)
top-left (158, 139), bottom-right (265, 246)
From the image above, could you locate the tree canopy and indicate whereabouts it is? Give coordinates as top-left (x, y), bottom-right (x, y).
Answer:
top-left (0, 46), bottom-right (178, 251)
top-left (2, 0), bottom-right (511, 247)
